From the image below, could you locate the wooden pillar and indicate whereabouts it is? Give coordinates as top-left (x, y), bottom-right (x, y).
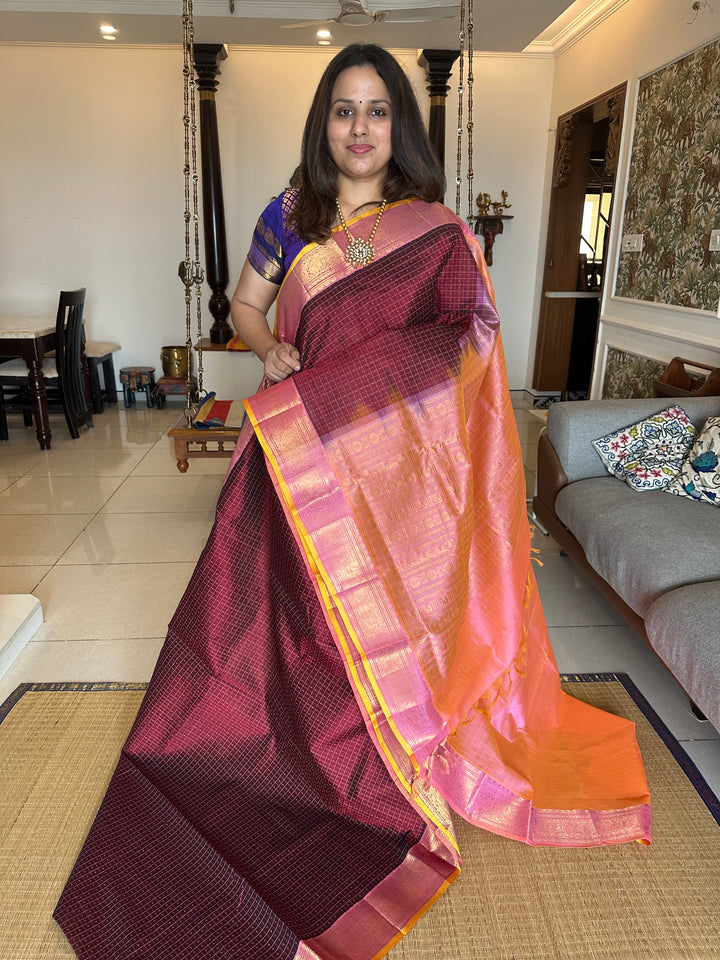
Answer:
top-left (418, 48), bottom-right (460, 198)
top-left (193, 44), bottom-right (232, 344)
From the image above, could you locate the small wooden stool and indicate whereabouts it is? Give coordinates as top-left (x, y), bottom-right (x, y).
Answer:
top-left (119, 366), bottom-right (156, 408)
top-left (152, 375), bottom-right (197, 410)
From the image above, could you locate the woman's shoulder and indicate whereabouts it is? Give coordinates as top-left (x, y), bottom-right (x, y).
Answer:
top-left (410, 200), bottom-right (467, 226)
top-left (402, 199), bottom-right (477, 238)
top-left (253, 188), bottom-right (302, 247)
top-left (278, 188), bottom-right (301, 230)
top-left (248, 187), bottom-right (306, 284)
top-left (257, 187), bottom-right (299, 224)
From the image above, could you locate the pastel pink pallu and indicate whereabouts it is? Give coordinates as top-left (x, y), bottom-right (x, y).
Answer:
top-left (54, 201), bottom-right (650, 960)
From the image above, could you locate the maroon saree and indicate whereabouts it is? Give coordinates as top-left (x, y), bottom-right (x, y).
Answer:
top-left (55, 201), bottom-right (649, 960)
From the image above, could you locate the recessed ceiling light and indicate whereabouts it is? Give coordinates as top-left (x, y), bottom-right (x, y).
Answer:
top-left (103, 35), bottom-right (117, 41)
top-left (316, 29), bottom-right (331, 38)
top-left (100, 24), bottom-right (117, 34)
top-left (318, 39), bottom-right (331, 45)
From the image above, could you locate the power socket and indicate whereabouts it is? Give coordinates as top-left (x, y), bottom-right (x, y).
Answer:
top-left (710, 229), bottom-right (720, 252)
top-left (622, 234), bottom-right (644, 252)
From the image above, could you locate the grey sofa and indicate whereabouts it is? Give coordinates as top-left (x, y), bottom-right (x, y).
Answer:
top-left (532, 396), bottom-right (720, 731)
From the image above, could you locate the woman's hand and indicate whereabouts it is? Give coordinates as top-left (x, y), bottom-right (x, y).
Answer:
top-left (264, 341), bottom-right (301, 382)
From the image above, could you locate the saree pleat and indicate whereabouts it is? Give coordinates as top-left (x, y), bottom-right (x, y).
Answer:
top-left (55, 200), bottom-right (649, 960)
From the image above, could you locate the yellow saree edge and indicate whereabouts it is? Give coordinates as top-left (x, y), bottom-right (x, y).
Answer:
top-left (278, 239), bottom-right (319, 297)
top-left (370, 866), bottom-right (461, 960)
top-left (244, 401), bottom-right (407, 758)
top-left (245, 399), bottom-right (458, 852)
top-left (311, 578), bottom-right (458, 854)
top-left (244, 401), bottom-right (417, 768)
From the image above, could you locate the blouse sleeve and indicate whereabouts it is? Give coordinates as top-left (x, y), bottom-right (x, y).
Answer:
top-left (247, 193), bottom-right (287, 285)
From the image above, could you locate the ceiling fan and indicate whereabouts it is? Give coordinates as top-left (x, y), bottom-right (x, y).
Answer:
top-left (280, 1), bottom-right (459, 29)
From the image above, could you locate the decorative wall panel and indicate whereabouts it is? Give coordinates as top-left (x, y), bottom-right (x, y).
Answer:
top-left (602, 348), bottom-right (666, 399)
top-left (615, 40), bottom-right (720, 311)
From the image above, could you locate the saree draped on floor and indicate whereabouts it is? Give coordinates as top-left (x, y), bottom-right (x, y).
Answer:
top-left (55, 201), bottom-right (650, 960)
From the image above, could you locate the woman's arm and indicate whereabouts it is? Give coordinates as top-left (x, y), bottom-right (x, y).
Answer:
top-left (230, 260), bottom-right (301, 382)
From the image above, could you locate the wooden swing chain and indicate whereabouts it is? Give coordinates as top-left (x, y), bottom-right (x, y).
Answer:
top-left (181, 0), bottom-right (204, 418)
top-left (455, 0), bottom-right (465, 216)
top-left (455, 0), bottom-right (475, 223)
top-left (465, 0), bottom-right (475, 226)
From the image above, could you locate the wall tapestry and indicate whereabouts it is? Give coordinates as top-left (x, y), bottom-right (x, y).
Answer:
top-left (615, 39), bottom-right (720, 311)
top-left (602, 348), bottom-right (667, 399)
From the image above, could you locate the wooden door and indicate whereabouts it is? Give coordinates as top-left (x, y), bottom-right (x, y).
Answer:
top-left (532, 85), bottom-right (626, 393)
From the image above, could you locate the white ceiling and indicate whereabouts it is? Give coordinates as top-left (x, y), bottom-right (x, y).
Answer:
top-left (0, 0), bottom-right (600, 51)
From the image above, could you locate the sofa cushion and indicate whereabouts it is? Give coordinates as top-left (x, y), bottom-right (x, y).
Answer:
top-left (665, 416), bottom-right (720, 507)
top-left (546, 397), bottom-right (720, 484)
top-left (555, 476), bottom-right (720, 616)
top-left (591, 404), bottom-right (696, 491)
top-left (645, 582), bottom-right (720, 731)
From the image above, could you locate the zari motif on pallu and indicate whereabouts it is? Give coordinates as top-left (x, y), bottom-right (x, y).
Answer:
top-left (54, 200), bottom-right (650, 960)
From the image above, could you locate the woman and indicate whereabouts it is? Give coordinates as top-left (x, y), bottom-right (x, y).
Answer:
top-left (55, 44), bottom-right (650, 960)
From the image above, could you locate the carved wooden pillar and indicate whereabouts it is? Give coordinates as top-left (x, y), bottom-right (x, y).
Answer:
top-left (193, 44), bottom-right (232, 344)
top-left (418, 48), bottom-right (460, 199)
top-left (605, 94), bottom-right (625, 178)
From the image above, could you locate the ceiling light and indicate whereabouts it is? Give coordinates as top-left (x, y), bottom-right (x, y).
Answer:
top-left (100, 24), bottom-right (117, 34)
top-left (103, 35), bottom-right (117, 41)
top-left (316, 29), bottom-right (331, 38)
top-left (318, 39), bottom-right (331, 45)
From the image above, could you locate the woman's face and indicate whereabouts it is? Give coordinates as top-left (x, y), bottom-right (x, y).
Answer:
top-left (326, 65), bottom-right (393, 191)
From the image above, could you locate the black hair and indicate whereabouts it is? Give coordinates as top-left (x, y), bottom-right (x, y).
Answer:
top-left (291, 43), bottom-right (445, 243)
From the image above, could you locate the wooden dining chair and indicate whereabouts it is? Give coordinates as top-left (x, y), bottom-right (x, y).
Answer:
top-left (46, 336), bottom-right (122, 414)
top-left (0, 288), bottom-right (93, 440)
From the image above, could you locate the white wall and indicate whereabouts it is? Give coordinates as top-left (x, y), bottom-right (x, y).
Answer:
top-left (0, 45), bottom-right (196, 373)
top-left (442, 52), bottom-right (555, 389)
top-left (550, 0), bottom-right (720, 120)
top-left (0, 40), bottom-right (555, 401)
top-left (537, 2), bottom-right (720, 396)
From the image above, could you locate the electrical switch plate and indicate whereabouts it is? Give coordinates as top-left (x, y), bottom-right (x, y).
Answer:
top-left (710, 229), bottom-right (720, 252)
top-left (622, 234), bottom-right (644, 252)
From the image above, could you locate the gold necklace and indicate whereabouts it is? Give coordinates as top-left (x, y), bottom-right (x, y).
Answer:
top-left (336, 199), bottom-right (387, 267)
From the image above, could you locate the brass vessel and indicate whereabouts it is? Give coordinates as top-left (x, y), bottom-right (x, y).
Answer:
top-left (161, 345), bottom-right (193, 379)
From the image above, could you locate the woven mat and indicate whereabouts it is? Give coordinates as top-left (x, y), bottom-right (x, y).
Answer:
top-left (0, 676), bottom-right (718, 960)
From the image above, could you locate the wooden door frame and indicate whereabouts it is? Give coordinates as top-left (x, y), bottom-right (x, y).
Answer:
top-left (532, 83), bottom-right (627, 393)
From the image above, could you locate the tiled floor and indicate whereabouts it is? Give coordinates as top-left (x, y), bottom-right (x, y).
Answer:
top-left (1, 393), bottom-right (718, 803)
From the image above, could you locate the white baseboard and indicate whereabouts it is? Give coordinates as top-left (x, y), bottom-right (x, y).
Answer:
top-left (0, 595), bottom-right (43, 680)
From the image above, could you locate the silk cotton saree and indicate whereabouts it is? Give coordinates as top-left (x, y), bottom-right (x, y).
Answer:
top-left (55, 200), bottom-right (650, 960)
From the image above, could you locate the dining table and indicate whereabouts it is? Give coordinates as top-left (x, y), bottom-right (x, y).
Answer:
top-left (0, 316), bottom-right (57, 449)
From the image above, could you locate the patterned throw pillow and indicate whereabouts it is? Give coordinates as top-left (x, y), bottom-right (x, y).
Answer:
top-left (591, 405), bottom-right (697, 491)
top-left (664, 416), bottom-right (720, 506)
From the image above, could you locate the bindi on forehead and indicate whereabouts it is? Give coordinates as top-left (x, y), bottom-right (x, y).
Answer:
top-left (331, 98), bottom-right (390, 107)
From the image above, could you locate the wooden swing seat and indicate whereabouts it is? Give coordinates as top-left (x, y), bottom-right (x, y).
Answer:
top-left (169, 413), bottom-right (241, 473)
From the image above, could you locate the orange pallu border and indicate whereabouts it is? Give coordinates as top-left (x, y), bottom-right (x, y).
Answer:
top-left (244, 201), bottom-right (650, 854)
